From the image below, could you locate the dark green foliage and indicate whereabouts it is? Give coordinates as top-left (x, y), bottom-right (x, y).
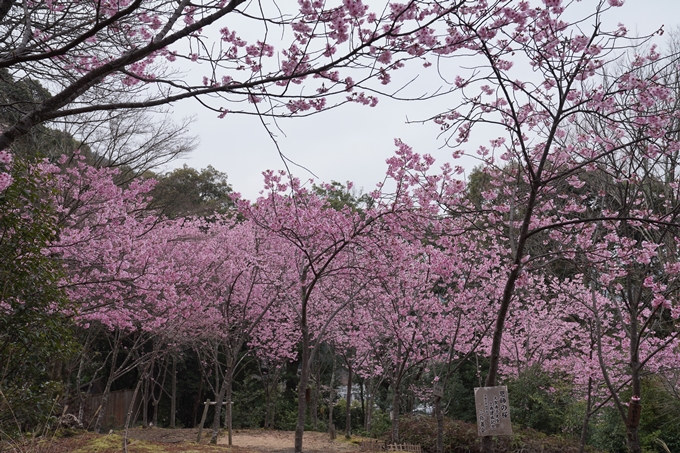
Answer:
top-left (232, 374), bottom-right (266, 428)
top-left (0, 158), bottom-right (77, 436)
top-left (172, 351), bottom-right (205, 428)
top-left (588, 406), bottom-right (627, 453)
top-left (148, 165), bottom-right (234, 218)
top-left (635, 378), bottom-right (680, 453)
top-left (447, 358), bottom-right (487, 424)
top-left (365, 409), bottom-right (392, 438)
top-left (0, 69), bottom-right (51, 125)
top-left (331, 398), bottom-right (364, 433)
top-left (588, 377), bottom-right (680, 453)
top-left (398, 414), bottom-right (478, 452)
top-left (0, 69), bottom-right (82, 161)
top-left (312, 181), bottom-right (373, 212)
top-left (398, 414), bottom-right (598, 453)
top-left (506, 366), bottom-right (576, 435)
top-left (466, 166), bottom-right (493, 210)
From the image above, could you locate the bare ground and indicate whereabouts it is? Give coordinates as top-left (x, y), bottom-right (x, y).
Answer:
top-left (5, 428), bottom-right (364, 453)
top-left (123, 427), bottom-right (362, 452)
top-left (218, 429), bottom-right (361, 453)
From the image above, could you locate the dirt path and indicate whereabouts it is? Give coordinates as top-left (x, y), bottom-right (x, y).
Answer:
top-left (125, 428), bottom-right (361, 453)
top-left (220, 430), bottom-right (361, 453)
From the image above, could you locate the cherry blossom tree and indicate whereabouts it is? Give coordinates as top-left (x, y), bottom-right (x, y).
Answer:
top-left (9, 4), bottom-right (680, 452)
top-left (371, 1), bottom-right (680, 451)
top-left (46, 154), bottom-right (213, 431)
top-left (242, 173), bottom-right (414, 453)
top-left (193, 221), bottom-right (295, 445)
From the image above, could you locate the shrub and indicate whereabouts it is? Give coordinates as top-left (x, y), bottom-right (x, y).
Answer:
top-left (397, 414), bottom-right (599, 453)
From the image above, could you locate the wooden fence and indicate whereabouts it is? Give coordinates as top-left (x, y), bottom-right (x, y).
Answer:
top-left (360, 440), bottom-right (385, 451)
top-left (82, 389), bottom-right (141, 430)
top-left (361, 440), bottom-right (422, 453)
top-left (385, 444), bottom-right (422, 453)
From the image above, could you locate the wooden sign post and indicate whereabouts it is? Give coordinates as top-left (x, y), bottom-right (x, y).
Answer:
top-left (474, 386), bottom-right (512, 437)
top-left (433, 383), bottom-right (444, 398)
top-left (196, 399), bottom-right (216, 443)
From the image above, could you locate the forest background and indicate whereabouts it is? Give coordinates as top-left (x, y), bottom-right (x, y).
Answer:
top-left (2, 2), bottom-right (680, 453)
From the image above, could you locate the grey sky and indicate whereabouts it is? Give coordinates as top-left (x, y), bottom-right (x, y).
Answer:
top-left (166, 1), bottom-right (680, 201)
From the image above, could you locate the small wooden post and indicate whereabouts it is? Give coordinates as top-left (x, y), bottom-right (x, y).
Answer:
top-left (227, 400), bottom-right (233, 446)
top-left (196, 399), bottom-right (214, 443)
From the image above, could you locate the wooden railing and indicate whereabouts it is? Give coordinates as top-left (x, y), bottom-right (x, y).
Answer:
top-left (361, 440), bottom-right (422, 453)
top-left (386, 443), bottom-right (422, 453)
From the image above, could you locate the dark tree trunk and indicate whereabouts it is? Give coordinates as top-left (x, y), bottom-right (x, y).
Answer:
top-left (123, 367), bottom-right (146, 453)
top-left (391, 381), bottom-right (401, 443)
top-left (365, 379), bottom-right (373, 432)
top-left (94, 337), bottom-right (120, 433)
top-left (311, 360), bottom-right (320, 430)
top-left (226, 377), bottom-right (233, 445)
top-left (359, 378), bottom-right (365, 430)
top-left (578, 377), bottom-right (592, 453)
top-left (435, 396), bottom-right (443, 453)
top-left (295, 328), bottom-right (311, 453)
top-left (345, 364), bottom-right (352, 438)
top-left (328, 355), bottom-right (336, 437)
top-left (142, 371), bottom-right (149, 426)
top-left (625, 274), bottom-right (642, 453)
top-left (193, 378), bottom-right (203, 427)
top-left (170, 356), bottom-right (177, 428)
top-left (210, 354), bottom-right (234, 444)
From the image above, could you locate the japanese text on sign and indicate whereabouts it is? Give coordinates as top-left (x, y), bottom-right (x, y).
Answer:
top-left (474, 386), bottom-right (512, 436)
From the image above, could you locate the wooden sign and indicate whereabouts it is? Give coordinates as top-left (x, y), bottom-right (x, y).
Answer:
top-left (474, 386), bottom-right (512, 436)
top-left (627, 397), bottom-right (641, 428)
top-left (433, 383), bottom-right (444, 398)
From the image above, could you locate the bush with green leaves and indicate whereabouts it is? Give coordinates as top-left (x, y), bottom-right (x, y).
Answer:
top-left (588, 377), bottom-right (680, 453)
top-left (506, 365), bottom-right (577, 435)
top-left (0, 157), bottom-right (77, 437)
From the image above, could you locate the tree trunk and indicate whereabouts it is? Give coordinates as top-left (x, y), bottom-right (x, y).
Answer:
top-left (76, 349), bottom-right (90, 424)
top-left (579, 377), bottom-right (593, 453)
top-left (170, 356), bottom-right (177, 428)
top-left (345, 364), bottom-right (352, 439)
top-left (226, 379), bottom-right (233, 446)
top-left (75, 330), bottom-right (97, 426)
top-left (328, 355), bottom-right (336, 436)
top-left (311, 360), bottom-right (320, 430)
top-left (295, 329), bottom-right (311, 453)
top-left (365, 378), bottom-right (377, 432)
top-left (94, 379), bottom-right (113, 433)
top-left (210, 378), bottom-right (226, 444)
top-left (626, 426), bottom-right (642, 453)
top-left (151, 359), bottom-right (166, 427)
top-left (193, 378), bottom-right (203, 427)
top-left (365, 392), bottom-right (373, 432)
top-left (264, 384), bottom-right (273, 429)
top-left (359, 379), bottom-right (365, 429)
top-left (210, 359), bottom-right (233, 444)
top-left (268, 383), bottom-right (277, 429)
top-left (435, 395), bottom-right (443, 453)
top-left (152, 401), bottom-right (159, 427)
top-left (625, 274), bottom-right (642, 453)
top-left (142, 372), bottom-right (149, 426)
top-left (94, 336), bottom-right (120, 433)
top-left (391, 382), bottom-right (401, 443)
top-left (265, 367), bottom-right (282, 430)
top-left (123, 367), bottom-right (145, 453)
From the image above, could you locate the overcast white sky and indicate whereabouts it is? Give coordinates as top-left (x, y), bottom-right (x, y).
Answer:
top-left (165, 1), bottom-right (680, 201)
